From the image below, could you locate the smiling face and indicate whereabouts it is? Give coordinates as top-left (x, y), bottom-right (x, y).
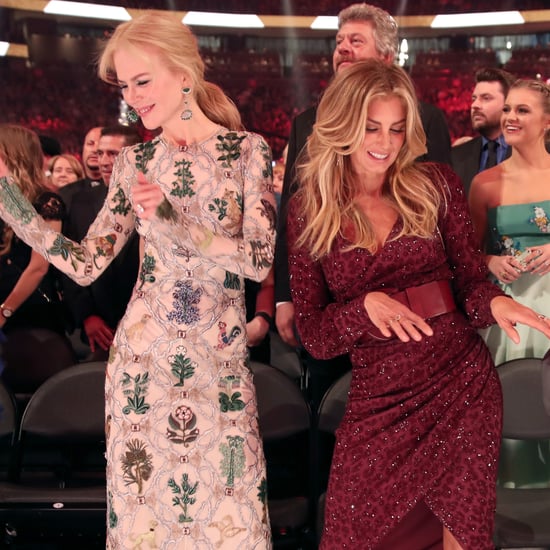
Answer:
top-left (332, 21), bottom-right (387, 73)
top-left (350, 95), bottom-right (406, 181)
top-left (114, 45), bottom-right (186, 133)
top-left (501, 87), bottom-right (550, 148)
top-left (50, 157), bottom-right (79, 188)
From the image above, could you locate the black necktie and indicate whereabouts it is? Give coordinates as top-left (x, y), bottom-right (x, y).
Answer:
top-left (484, 140), bottom-right (498, 170)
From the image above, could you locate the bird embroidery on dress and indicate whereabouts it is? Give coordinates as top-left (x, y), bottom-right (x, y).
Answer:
top-left (216, 321), bottom-right (241, 349)
top-left (209, 515), bottom-right (247, 548)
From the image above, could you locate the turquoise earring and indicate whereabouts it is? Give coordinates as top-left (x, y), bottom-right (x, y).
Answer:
top-left (180, 87), bottom-right (192, 121)
top-left (127, 109), bottom-right (139, 124)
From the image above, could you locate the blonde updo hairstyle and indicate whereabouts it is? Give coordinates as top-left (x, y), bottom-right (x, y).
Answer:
top-left (98, 11), bottom-right (243, 131)
top-left (295, 59), bottom-right (442, 257)
top-left (508, 78), bottom-right (550, 141)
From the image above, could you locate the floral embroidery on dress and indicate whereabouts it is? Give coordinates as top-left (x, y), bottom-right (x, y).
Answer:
top-left (172, 160), bottom-right (196, 198)
top-left (167, 281), bottom-right (203, 324)
top-left (499, 235), bottom-right (522, 257)
top-left (220, 435), bottom-right (245, 487)
top-left (121, 439), bottom-right (153, 494)
top-left (169, 347), bottom-right (197, 386)
top-left (166, 405), bottom-right (200, 446)
top-left (216, 132), bottom-right (246, 168)
top-left (168, 473), bottom-right (198, 523)
top-left (530, 205), bottom-right (550, 233)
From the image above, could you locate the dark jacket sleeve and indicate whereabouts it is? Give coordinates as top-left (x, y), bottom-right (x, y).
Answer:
top-left (418, 101), bottom-right (452, 165)
top-left (274, 106), bottom-right (316, 303)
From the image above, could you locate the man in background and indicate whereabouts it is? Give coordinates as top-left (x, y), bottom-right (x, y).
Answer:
top-left (60, 125), bottom-right (141, 360)
top-left (451, 67), bottom-right (516, 195)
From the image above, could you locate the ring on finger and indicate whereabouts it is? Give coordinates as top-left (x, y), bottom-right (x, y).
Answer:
top-left (538, 314), bottom-right (547, 321)
top-left (136, 203), bottom-right (145, 214)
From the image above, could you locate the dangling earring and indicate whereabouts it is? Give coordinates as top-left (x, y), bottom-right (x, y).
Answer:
top-left (127, 109), bottom-right (139, 124)
top-left (180, 87), bottom-right (192, 121)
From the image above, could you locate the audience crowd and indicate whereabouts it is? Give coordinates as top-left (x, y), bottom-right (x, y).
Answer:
top-left (1, 45), bottom-right (549, 162)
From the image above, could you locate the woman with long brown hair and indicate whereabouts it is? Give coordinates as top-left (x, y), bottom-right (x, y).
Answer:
top-left (0, 124), bottom-right (65, 335)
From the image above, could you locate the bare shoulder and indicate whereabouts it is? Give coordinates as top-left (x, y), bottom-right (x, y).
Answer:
top-left (469, 163), bottom-right (506, 207)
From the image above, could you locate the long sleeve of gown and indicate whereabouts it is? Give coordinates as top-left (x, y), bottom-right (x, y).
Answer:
top-left (286, 163), bottom-right (504, 360)
top-left (0, 158), bottom-right (135, 286)
top-left (287, 199), bottom-right (378, 359)
top-left (150, 132), bottom-right (276, 283)
top-left (435, 164), bottom-right (503, 328)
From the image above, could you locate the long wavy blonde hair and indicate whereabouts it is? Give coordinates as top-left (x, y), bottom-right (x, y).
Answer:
top-left (0, 124), bottom-right (47, 255)
top-left (295, 59), bottom-right (443, 257)
top-left (98, 11), bottom-right (243, 131)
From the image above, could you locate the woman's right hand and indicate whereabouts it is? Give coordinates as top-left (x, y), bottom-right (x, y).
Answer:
top-left (487, 254), bottom-right (524, 284)
top-left (363, 291), bottom-right (433, 343)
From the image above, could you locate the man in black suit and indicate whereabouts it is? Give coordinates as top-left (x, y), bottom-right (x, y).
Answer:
top-left (451, 67), bottom-right (516, 196)
top-left (59, 125), bottom-right (141, 360)
top-left (275, 2), bottom-right (452, 412)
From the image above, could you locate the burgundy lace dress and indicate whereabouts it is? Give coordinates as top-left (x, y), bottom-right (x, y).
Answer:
top-left (288, 164), bottom-right (504, 549)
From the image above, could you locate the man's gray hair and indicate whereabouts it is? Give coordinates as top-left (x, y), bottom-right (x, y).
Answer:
top-left (338, 3), bottom-right (398, 60)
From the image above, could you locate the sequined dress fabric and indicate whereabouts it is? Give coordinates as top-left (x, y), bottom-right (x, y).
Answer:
top-left (0, 128), bottom-right (275, 549)
top-left (287, 164), bottom-right (503, 549)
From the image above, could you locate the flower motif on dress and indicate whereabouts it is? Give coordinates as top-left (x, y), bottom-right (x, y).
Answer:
top-left (169, 347), bottom-right (196, 387)
top-left (121, 371), bottom-right (151, 415)
top-left (0, 176), bottom-right (36, 224)
top-left (138, 253), bottom-right (156, 290)
top-left (499, 235), bottom-right (522, 257)
top-left (220, 435), bottom-right (245, 487)
top-left (529, 205), bottom-right (550, 233)
top-left (172, 159), bottom-right (196, 198)
top-left (120, 438), bottom-right (153, 494)
top-left (48, 234), bottom-right (87, 272)
top-left (107, 491), bottom-right (118, 529)
top-left (166, 405), bottom-right (200, 446)
top-left (109, 187), bottom-right (132, 216)
top-left (257, 478), bottom-right (269, 524)
top-left (167, 281), bottom-right (203, 325)
top-left (223, 271), bottom-right (241, 290)
top-left (260, 139), bottom-right (273, 180)
top-left (134, 141), bottom-right (157, 174)
top-left (216, 132), bottom-right (246, 168)
top-left (168, 473), bottom-right (198, 523)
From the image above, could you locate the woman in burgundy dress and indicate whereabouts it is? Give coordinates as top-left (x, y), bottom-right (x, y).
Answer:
top-left (287, 60), bottom-right (550, 550)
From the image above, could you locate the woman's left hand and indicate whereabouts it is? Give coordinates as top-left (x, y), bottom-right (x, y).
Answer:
top-left (524, 244), bottom-right (550, 276)
top-left (491, 295), bottom-right (550, 344)
top-left (130, 172), bottom-right (166, 220)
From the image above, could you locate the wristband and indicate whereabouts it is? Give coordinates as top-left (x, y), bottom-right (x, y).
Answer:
top-left (255, 311), bottom-right (272, 325)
